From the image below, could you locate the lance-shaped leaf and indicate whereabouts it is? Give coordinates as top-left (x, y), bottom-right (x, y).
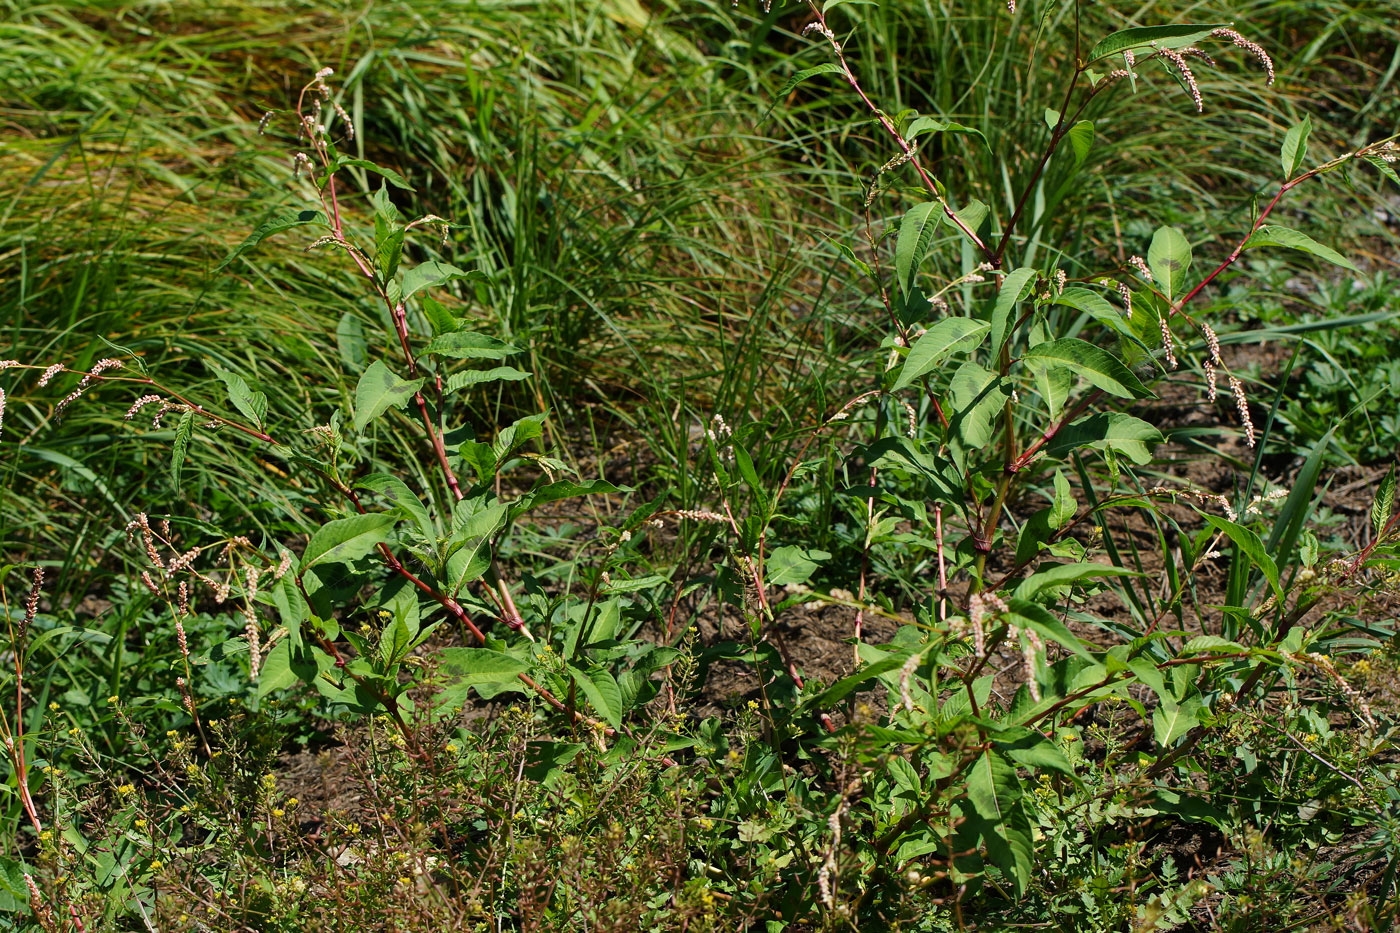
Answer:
top-left (353, 361), bottom-right (424, 431)
top-left (390, 260), bottom-right (486, 305)
top-left (1148, 226), bottom-right (1193, 302)
top-left (1242, 224), bottom-right (1357, 271)
top-left (1372, 465), bottom-right (1396, 539)
top-left (1021, 338), bottom-right (1153, 399)
top-left (300, 512), bottom-right (397, 571)
top-left (990, 267), bottom-right (1038, 355)
top-left (1044, 412), bottom-right (1163, 464)
top-left (892, 318), bottom-right (990, 391)
top-left (1088, 24), bottom-right (1228, 62)
top-left (895, 202), bottom-right (940, 300)
top-left (1280, 116), bottom-right (1312, 179)
top-left (772, 62), bottom-right (843, 100)
top-left (1201, 512), bottom-right (1282, 599)
top-left (423, 332), bottom-right (520, 361)
top-left (216, 209), bottom-right (328, 270)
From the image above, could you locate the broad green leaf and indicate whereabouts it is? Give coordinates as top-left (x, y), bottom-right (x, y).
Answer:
top-left (209, 365), bottom-right (267, 428)
top-left (300, 512), bottom-right (397, 571)
top-left (1032, 363), bottom-right (1072, 420)
top-left (1088, 24), bottom-right (1228, 62)
top-left (436, 647), bottom-right (531, 710)
top-left (257, 640), bottom-right (298, 699)
top-left (1201, 512), bottom-right (1282, 598)
top-left (329, 157), bottom-right (414, 190)
top-left (1053, 287), bottom-right (1142, 345)
top-left (353, 361), bottom-right (424, 432)
top-left (997, 732), bottom-right (1082, 785)
top-left (357, 473), bottom-right (435, 541)
top-left (766, 545), bottom-right (831, 586)
top-left (946, 199), bottom-right (989, 235)
top-left (1368, 155), bottom-right (1400, 189)
top-left (1147, 226), bottom-right (1192, 302)
top-left (802, 656), bottom-right (906, 710)
top-left (965, 751), bottom-right (1032, 895)
top-left (394, 260), bottom-right (486, 304)
top-left (895, 202), bottom-right (940, 298)
top-left (170, 410), bottom-right (194, 493)
top-left (948, 361), bottom-right (1008, 449)
top-left (1044, 412), bottom-right (1163, 464)
top-left (1180, 635), bottom-right (1245, 654)
top-left (1242, 224), bottom-right (1357, 271)
top-left (1021, 338), bottom-right (1152, 399)
top-left (1065, 120), bottom-right (1095, 169)
top-left (379, 615), bottom-right (412, 665)
top-left (1281, 116), bottom-right (1312, 179)
top-left (510, 479), bottom-right (622, 521)
top-left (423, 332), bottom-right (520, 361)
top-left (773, 63), bottom-right (843, 100)
top-left (1371, 465), bottom-right (1396, 539)
top-left (1153, 694), bottom-right (1203, 747)
top-left (216, 208), bottom-right (327, 270)
top-left (1050, 471), bottom-right (1075, 529)
top-left (375, 221), bottom-right (405, 284)
top-left (904, 116), bottom-right (987, 148)
top-left (444, 367), bottom-right (531, 394)
top-left (1007, 599), bottom-right (1101, 660)
top-left (569, 664), bottom-right (624, 728)
top-left (1012, 564), bottom-right (1140, 602)
top-left (892, 318), bottom-right (990, 391)
top-left (0, 857), bottom-right (32, 912)
top-left (990, 266), bottom-right (1038, 355)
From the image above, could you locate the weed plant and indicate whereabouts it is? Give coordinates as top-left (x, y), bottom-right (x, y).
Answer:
top-left (1, 1), bottom-right (1399, 931)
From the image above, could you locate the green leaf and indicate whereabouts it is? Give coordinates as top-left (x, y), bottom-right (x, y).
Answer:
top-left (989, 266), bottom-right (1038, 355)
top-left (510, 479), bottom-right (622, 521)
top-left (1032, 364), bottom-right (1072, 420)
top-left (1050, 470), bottom-right (1075, 529)
top-left (1065, 120), bottom-right (1095, 169)
top-left (997, 733), bottom-right (1082, 785)
top-left (1153, 694), bottom-right (1203, 747)
top-left (1021, 338), bottom-right (1153, 399)
top-left (904, 116), bottom-right (987, 148)
top-left (436, 647), bottom-right (531, 710)
top-left (0, 856), bottom-right (31, 911)
top-left (896, 202), bottom-right (940, 299)
top-left (1053, 287), bottom-right (1142, 346)
top-left (216, 208), bottom-right (328, 270)
top-left (209, 365), bottom-right (267, 428)
top-left (300, 512), bottom-right (397, 571)
top-left (1012, 563), bottom-right (1140, 602)
top-left (170, 410), bottom-right (194, 493)
top-left (379, 615), bottom-right (412, 665)
top-left (772, 62), bottom-right (843, 100)
top-left (1201, 512), bottom-right (1282, 599)
top-left (394, 260), bottom-right (486, 305)
top-left (569, 665), bottom-right (624, 728)
top-left (1281, 116), bottom-right (1312, 179)
top-left (357, 473), bottom-right (435, 541)
top-left (329, 157), bottom-right (414, 190)
top-left (444, 367), bottom-right (531, 394)
top-left (257, 640), bottom-right (298, 699)
top-left (1242, 224), bottom-right (1357, 271)
top-left (766, 545), bottom-right (831, 586)
top-left (1007, 599), bottom-right (1101, 660)
top-left (423, 332), bottom-right (521, 361)
top-left (947, 361), bottom-right (1008, 449)
top-left (892, 318), bottom-right (990, 391)
top-left (1147, 226), bottom-right (1193, 302)
top-left (353, 361), bottom-right (424, 432)
top-left (965, 751), bottom-right (1032, 895)
top-left (801, 656), bottom-right (906, 710)
top-left (1088, 24), bottom-right (1228, 62)
top-left (1044, 412), bottom-right (1163, 464)
top-left (1371, 465), bottom-right (1396, 539)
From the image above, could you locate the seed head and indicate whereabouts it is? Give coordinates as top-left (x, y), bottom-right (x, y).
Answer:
top-left (1211, 28), bottom-right (1274, 86)
top-left (37, 364), bottom-right (64, 387)
top-left (1129, 256), bottom-right (1152, 281)
top-left (1160, 316), bottom-right (1178, 369)
top-left (1204, 359), bottom-right (1218, 400)
top-left (1154, 44), bottom-right (1203, 112)
top-left (1229, 375), bottom-right (1254, 447)
top-left (1116, 281), bottom-right (1133, 318)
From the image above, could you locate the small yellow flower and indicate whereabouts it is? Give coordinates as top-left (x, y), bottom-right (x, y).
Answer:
top-left (398, 877), bottom-right (412, 886)
top-left (345, 822), bottom-right (360, 835)
top-left (117, 784), bottom-right (136, 796)
top-left (444, 743), bottom-right (459, 755)
top-left (67, 727), bottom-right (80, 737)
top-left (107, 696), bottom-right (120, 705)
top-left (149, 860), bottom-right (163, 871)
top-left (39, 831), bottom-right (53, 842)
top-left (48, 702), bottom-right (60, 712)
top-left (179, 804), bottom-right (192, 813)
top-left (166, 730), bottom-right (178, 738)
top-left (272, 808), bottom-right (285, 818)
top-left (135, 819), bottom-right (147, 830)
top-left (286, 797), bottom-right (298, 807)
